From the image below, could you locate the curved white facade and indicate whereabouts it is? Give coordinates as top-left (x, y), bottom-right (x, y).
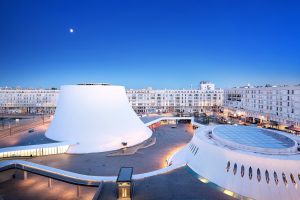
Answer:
top-left (46, 84), bottom-right (152, 153)
top-left (171, 125), bottom-right (300, 200)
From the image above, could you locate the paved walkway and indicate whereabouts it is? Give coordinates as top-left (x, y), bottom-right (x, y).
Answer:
top-left (0, 170), bottom-right (96, 200)
top-left (107, 136), bottom-right (156, 156)
top-left (133, 167), bottom-right (237, 200)
top-left (0, 116), bottom-right (52, 138)
top-left (0, 122), bottom-right (239, 200)
top-left (91, 167), bottom-right (238, 200)
top-left (0, 124), bottom-right (55, 148)
top-left (24, 124), bottom-right (193, 176)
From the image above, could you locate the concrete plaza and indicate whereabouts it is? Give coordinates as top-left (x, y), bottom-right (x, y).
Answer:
top-left (0, 123), bottom-right (54, 148)
top-left (26, 123), bottom-right (194, 176)
top-left (0, 122), bottom-right (238, 199)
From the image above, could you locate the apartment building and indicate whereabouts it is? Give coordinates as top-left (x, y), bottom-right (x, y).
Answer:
top-left (127, 81), bottom-right (224, 114)
top-left (224, 84), bottom-right (300, 127)
top-left (0, 87), bottom-right (59, 114)
top-left (0, 82), bottom-right (223, 115)
top-left (1, 83), bottom-right (299, 128)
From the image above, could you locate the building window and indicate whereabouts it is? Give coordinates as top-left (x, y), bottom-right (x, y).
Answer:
top-left (192, 146), bottom-right (197, 154)
top-left (194, 148), bottom-right (199, 155)
top-left (257, 168), bottom-right (261, 182)
top-left (282, 173), bottom-right (288, 186)
top-left (226, 161), bottom-right (230, 172)
top-left (249, 167), bottom-right (253, 180)
top-left (233, 163), bottom-right (237, 175)
top-left (265, 170), bottom-right (270, 184)
top-left (290, 174), bottom-right (297, 186)
top-left (241, 165), bottom-right (245, 177)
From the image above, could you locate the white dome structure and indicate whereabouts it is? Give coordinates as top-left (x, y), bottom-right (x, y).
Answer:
top-left (171, 125), bottom-right (300, 200)
top-left (45, 84), bottom-right (152, 153)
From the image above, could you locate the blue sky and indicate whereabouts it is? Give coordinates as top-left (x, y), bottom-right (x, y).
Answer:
top-left (0, 0), bottom-right (299, 89)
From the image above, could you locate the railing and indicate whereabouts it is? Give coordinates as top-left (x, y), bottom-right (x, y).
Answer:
top-left (0, 158), bottom-right (184, 199)
top-left (0, 160), bottom-right (108, 186)
top-left (0, 142), bottom-right (72, 159)
top-left (0, 159), bottom-right (184, 184)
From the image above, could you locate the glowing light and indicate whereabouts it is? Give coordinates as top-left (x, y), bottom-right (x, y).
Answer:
top-left (69, 28), bottom-right (74, 33)
top-left (198, 177), bottom-right (209, 183)
top-left (223, 189), bottom-right (234, 196)
top-left (162, 144), bottom-right (186, 168)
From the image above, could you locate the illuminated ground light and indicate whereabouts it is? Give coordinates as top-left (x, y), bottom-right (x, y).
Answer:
top-left (163, 144), bottom-right (186, 168)
top-left (198, 177), bottom-right (209, 183)
top-left (223, 189), bottom-right (234, 197)
top-left (185, 166), bottom-right (253, 200)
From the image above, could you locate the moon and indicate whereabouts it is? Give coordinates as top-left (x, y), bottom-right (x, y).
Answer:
top-left (69, 28), bottom-right (74, 33)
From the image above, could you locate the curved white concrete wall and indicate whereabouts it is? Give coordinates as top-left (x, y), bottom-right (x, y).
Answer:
top-left (46, 85), bottom-right (152, 153)
top-left (171, 126), bottom-right (300, 200)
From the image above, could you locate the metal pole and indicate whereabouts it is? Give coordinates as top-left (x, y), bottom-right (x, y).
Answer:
top-left (77, 185), bottom-right (81, 198)
top-left (23, 171), bottom-right (27, 180)
top-left (48, 178), bottom-right (52, 188)
top-left (9, 119), bottom-right (11, 136)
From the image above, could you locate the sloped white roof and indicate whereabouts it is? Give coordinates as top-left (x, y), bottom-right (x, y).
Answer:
top-left (45, 85), bottom-right (152, 153)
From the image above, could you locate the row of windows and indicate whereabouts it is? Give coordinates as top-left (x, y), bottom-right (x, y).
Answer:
top-left (226, 93), bottom-right (297, 99)
top-left (129, 97), bottom-right (221, 101)
top-left (225, 89), bottom-right (297, 95)
top-left (127, 90), bottom-right (223, 94)
top-left (0, 103), bottom-right (55, 107)
top-left (131, 103), bottom-right (219, 107)
top-left (226, 161), bottom-right (298, 187)
top-left (0, 146), bottom-right (69, 158)
top-left (0, 100), bottom-right (54, 103)
top-left (0, 90), bottom-right (58, 93)
top-left (129, 94), bottom-right (222, 99)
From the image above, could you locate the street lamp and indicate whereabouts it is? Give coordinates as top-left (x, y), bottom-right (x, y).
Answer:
top-left (9, 119), bottom-right (11, 136)
top-left (122, 142), bottom-right (127, 153)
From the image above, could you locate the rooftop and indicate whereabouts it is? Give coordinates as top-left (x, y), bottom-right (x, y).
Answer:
top-left (213, 125), bottom-right (296, 152)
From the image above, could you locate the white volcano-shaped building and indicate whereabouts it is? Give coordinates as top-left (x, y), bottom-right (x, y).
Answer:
top-left (45, 84), bottom-right (152, 153)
